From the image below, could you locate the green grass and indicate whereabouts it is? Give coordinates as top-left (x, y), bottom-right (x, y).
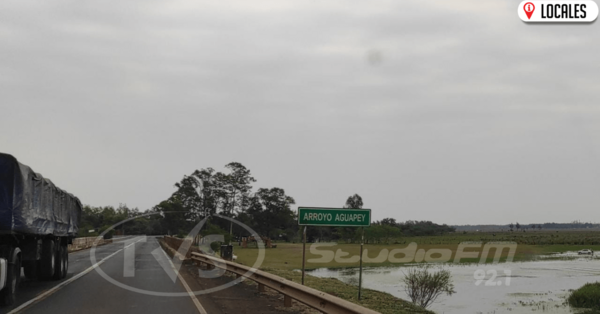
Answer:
top-left (235, 242), bottom-right (565, 270)
top-left (263, 268), bottom-right (433, 314)
top-left (568, 282), bottom-right (600, 309)
top-left (235, 230), bottom-right (600, 270)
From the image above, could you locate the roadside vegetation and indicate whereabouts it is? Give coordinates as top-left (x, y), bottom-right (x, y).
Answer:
top-left (402, 265), bottom-right (455, 309)
top-left (264, 268), bottom-right (433, 314)
top-left (235, 240), bottom-right (600, 271)
top-left (568, 282), bottom-right (600, 311)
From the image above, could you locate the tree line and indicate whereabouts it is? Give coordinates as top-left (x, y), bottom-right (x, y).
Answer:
top-left (455, 221), bottom-right (600, 232)
top-left (79, 162), bottom-right (454, 243)
top-left (80, 162), bottom-right (297, 241)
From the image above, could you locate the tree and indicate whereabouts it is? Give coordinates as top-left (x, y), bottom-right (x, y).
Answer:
top-left (337, 194), bottom-right (364, 243)
top-left (380, 224), bottom-right (402, 244)
top-left (223, 162), bottom-right (256, 215)
top-left (246, 187), bottom-right (296, 238)
top-left (191, 168), bottom-right (219, 218)
top-left (516, 222), bottom-right (521, 231)
top-left (380, 217), bottom-right (398, 226)
top-left (403, 265), bottom-right (455, 308)
top-left (173, 173), bottom-right (203, 219)
top-left (153, 197), bottom-right (191, 236)
top-left (509, 223), bottom-right (514, 232)
top-left (344, 194), bottom-right (363, 209)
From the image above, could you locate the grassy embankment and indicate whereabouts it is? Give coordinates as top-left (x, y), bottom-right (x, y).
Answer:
top-left (236, 230), bottom-right (600, 270)
top-left (262, 268), bottom-right (432, 314)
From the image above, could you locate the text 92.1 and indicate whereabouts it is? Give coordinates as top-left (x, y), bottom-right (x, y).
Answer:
top-left (474, 269), bottom-right (512, 286)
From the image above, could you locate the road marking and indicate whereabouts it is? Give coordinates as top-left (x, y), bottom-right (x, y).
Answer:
top-left (8, 238), bottom-right (144, 314)
top-left (159, 245), bottom-right (207, 314)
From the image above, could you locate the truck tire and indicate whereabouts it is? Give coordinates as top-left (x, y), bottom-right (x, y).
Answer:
top-left (61, 244), bottom-right (68, 279)
top-left (23, 261), bottom-right (38, 280)
top-left (40, 239), bottom-right (56, 279)
top-left (53, 243), bottom-right (67, 280)
top-left (0, 247), bottom-right (21, 306)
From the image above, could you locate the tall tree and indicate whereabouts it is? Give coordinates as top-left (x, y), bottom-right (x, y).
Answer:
top-left (246, 187), bottom-right (296, 238)
top-left (344, 194), bottom-right (364, 209)
top-left (173, 174), bottom-right (203, 219)
top-left (153, 197), bottom-right (190, 236)
top-left (188, 168), bottom-right (217, 218)
top-left (211, 162), bottom-right (256, 217)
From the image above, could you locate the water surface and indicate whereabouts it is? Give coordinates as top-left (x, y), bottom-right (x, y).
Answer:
top-left (307, 254), bottom-right (600, 313)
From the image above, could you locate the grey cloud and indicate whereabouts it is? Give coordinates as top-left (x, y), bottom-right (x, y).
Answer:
top-left (1, 0), bottom-right (599, 224)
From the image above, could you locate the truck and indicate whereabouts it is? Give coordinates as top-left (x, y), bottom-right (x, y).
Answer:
top-left (0, 153), bottom-right (81, 305)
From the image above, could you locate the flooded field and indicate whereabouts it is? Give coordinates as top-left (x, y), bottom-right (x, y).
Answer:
top-left (307, 253), bottom-right (600, 314)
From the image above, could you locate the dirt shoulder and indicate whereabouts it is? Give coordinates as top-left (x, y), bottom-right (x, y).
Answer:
top-left (180, 263), bottom-right (319, 314)
top-left (160, 238), bottom-right (314, 314)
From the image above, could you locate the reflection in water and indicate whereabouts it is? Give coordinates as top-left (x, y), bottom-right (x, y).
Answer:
top-left (307, 254), bottom-right (600, 314)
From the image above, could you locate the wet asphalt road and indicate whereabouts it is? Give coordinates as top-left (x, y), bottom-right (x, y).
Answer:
top-left (1, 236), bottom-right (201, 314)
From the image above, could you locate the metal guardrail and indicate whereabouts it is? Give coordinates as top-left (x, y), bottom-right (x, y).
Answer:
top-left (190, 252), bottom-right (380, 314)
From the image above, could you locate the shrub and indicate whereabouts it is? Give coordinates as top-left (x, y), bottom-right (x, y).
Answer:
top-left (569, 282), bottom-right (600, 309)
top-left (402, 265), bottom-right (456, 309)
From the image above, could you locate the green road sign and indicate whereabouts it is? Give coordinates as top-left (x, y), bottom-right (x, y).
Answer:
top-left (298, 207), bottom-right (371, 227)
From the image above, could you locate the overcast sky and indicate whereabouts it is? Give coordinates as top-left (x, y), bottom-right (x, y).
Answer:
top-left (2, 0), bottom-right (600, 225)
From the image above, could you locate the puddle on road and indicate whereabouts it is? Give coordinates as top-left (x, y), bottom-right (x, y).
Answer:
top-left (307, 255), bottom-right (600, 314)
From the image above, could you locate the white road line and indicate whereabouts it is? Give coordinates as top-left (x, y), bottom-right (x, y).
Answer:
top-left (8, 238), bottom-right (144, 314)
top-left (160, 245), bottom-right (208, 314)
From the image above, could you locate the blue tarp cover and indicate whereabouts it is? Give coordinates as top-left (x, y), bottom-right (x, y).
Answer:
top-left (0, 153), bottom-right (81, 236)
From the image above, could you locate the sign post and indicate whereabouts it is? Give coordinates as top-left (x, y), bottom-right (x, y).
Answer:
top-left (302, 226), bottom-right (307, 285)
top-left (298, 207), bottom-right (371, 295)
top-left (358, 227), bottom-right (364, 300)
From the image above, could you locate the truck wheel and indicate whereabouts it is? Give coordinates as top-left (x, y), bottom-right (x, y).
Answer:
top-left (53, 244), bottom-right (66, 280)
top-left (23, 261), bottom-right (38, 280)
top-left (52, 242), bottom-right (65, 280)
top-left (0, 247), bottom-right (21, 306)
top-left (40, 239), bottom-right (56, 279)
top-left (61, 244), bottom-right (68, 279)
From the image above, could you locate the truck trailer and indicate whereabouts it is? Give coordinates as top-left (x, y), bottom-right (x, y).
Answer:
top-left (0, 153), bottom-right (81, 305)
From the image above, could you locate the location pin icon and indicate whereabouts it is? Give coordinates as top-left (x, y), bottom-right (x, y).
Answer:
top-left (523, 2), bottom-right (535, 19)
